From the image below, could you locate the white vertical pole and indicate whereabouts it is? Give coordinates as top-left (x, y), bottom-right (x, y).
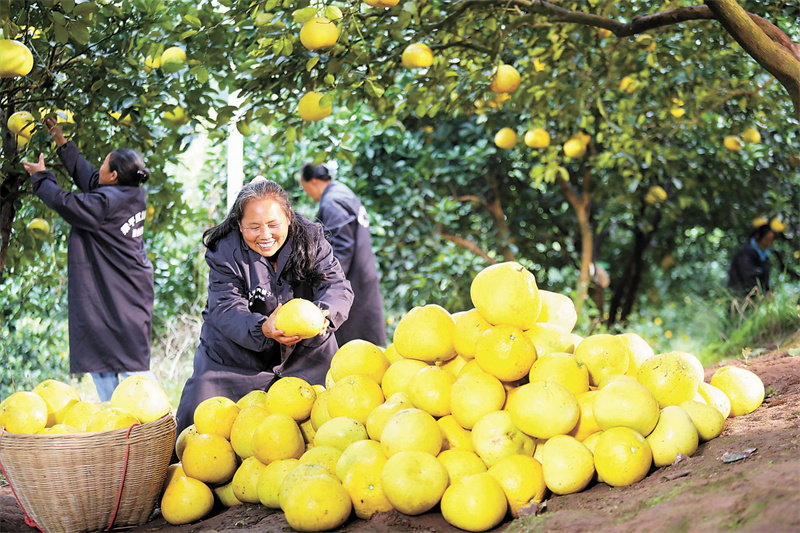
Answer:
top-left (227, 91), bottom-right (244, 211)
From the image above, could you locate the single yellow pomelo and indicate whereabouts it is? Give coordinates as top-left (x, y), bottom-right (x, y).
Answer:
top-left (697, 381), bottom-right (732, 419)
top-left (441, 473), bottom-right (508, 532)
top-left (62, 400), bottom-right (102, 432)
top-left (475, 325), bottom-right (537, 382)
top-left (182, 433), bottom-right (238, 484)
top-left (568, 390), bottom-right (602, 442)
top-left (300, 445), bottom-right (342, 474)
top-left (161, 476), bottom-right (214, 525)
top-left (0, 391), bottom-right (49, 434)
top-left (401, 42), bottom-right (434, 68)
top-left (330, 339), bottom-right (389, 384)
top-left (710, 366), bottom-right (764, 416)
top-left (230, 405), bottom-right (270, 459)
top-left (450, 370), bottom-right (506, 430)
top-left (86, 407), bottom-right (140, 432)
top-left (381, 359), bottom-right (429, 398)
top-left (326, 374), bottom-right (384, 425)
top-left (528, 352), bottom-right (589, 397)
top-left (314, 416), bottom-right (368, 450)
top-left (282, 472), bottom-right (352, 531)
top-left (335, 439), bottom-right (386, 481)
top-left (574, 334), bottom-right (630, 386)
top-left (381, 408), bottom-right (442, 457)
top-left (541, 435), bottom-right (594, 495)
top-left (365, 393), bottom-right (413, 441)
top-left (299, 17), bottom-right (339, 51)
top-left (213, 481), bottom-right (243, 507)
top-left (266, 376), bottom-right (316, 421)
top-left (175, 424), bottom-right (200, 461)
top-left (618, 332), bottom-right (655, 376)
top-left (524, 323), bottom-right (577, 357)
top-left (110, 376), bottom-right (171, 424)
top-left (384, 343), bottom-right (403, 363)
top-left (453, 308), bottom-right (492, 360)
top-left (536, 290), bottom-right (577, 331)
top-left (232, 456), bottom-right (267, 503)
top-left (343, 455), bottom-right (393, 519)
top-left (393, 304), bottom-right (457, 363)
top-left (193, 396), bottom-right (240, 439)
top-left (251, 412), bottom-right (305, 463)
top-left (593, 379), bottom-right (660, 437)
top-left (489, 64), bottom-right (521, 93)
top-left (32, 379), bottom-right (80, 426)
top-left (236, 389), bottom-right (268, 410)
top-left (593, 426), bottom-right (652, 487)
top-left (257, 458), bottom-right (299, 509)
top-left (274, 298), bottom-right (326, 339)
top-left (381, 450), bottom-right (449, 515)
top-left (438, 414), bottom-right (474, 452)
top-left (437, 448), bottom-right (487, 483)
top-left (646, 406), bottom-right (699, 467)
top-left (407, 366), bottom-right (455, 417)
top-left (310, 389), bottom-right (332, 430)
top-left (679, 400), bottom-right (726, 441)
top-left (638, 353), bottom-right (701, 408)
top-left (487, 454), bottom-right (546, 518)
top-left (471, 410), bottom-right (535, 468)
top-left (506, 381), bottom-right (580, 439)
top-left (38, 424), bottom-right (79, 434)
top-left (470, 262), bottom-right (541, 330)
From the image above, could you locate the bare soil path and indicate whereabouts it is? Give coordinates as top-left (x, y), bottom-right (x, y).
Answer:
top-left (2, 347), bottom-right (799, 533)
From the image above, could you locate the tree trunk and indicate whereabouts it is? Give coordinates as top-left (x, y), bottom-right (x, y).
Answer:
top-left (556, 167), bottom-right (593, 314)
top-left (485, 163), bottom-right (515, 262)
top-left (0, 107), bottom-right (25, 284)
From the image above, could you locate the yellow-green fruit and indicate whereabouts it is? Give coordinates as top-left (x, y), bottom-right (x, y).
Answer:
top-left (593, 427), bottom-right (652, 487)
top-left (440, 473), bottom-right (508, 532)
top-left (274, 298), bottom-right (325, 339)
top-left (299, 17), bottom-right (340, 51)
top-left (646, 406), bottom-right (699, 467)
top-left (679, 400), bottom-right (726, 441)
top-left (541, 435), bottom-right (595, 495)
top-left (710, 366), bottom-right (764, 416)
top-left (161, 476), bottom-right (214, 525)
top-left (0, 40), bottom-right (34, 78)
top-left (401, 43), bottom-right (433, 68)
top-left (298, 91), bottom-right (332, 121)
top-left (524, 128), bottom-right (550, 149)
top-left (506, 381), bottom-right (579, 439)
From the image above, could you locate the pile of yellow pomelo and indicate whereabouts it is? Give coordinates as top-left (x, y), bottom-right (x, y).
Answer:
top-left (163, 261), bottom-right (765, 531)
top-left (0, 375), bottom-right (171, 434)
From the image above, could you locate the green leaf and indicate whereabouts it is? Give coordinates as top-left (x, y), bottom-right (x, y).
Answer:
top-left (53, 23), bottom-right (69, 43)
top-left (180, 30), bottom-right (199, 39)
top-left (195, 67), bottom-right (209, 84)
top-left (183, 14), bottom-right (202, 27)
top-left (291, 7), bottom-right (318, 24)
top-left (69, 22), bottom-right (90, 45)
top-left (325, 74), bottom-right (336, 86)
top-left (74, 2), bottom-right (99, 16)
top-left (61, 0), bottom-right (75, 13)
top-left (325, 6), bottom-right (343, 21)
top-left (51, 12), bottom-right (66, 25)
top-left (285, 126), bottom-right (297, 142)
top-left (366, 79), bottom-right (385, 98)
top-left (306, 56), bottom-right (319, 72)
top-left (236, 120), bottom-right (252, 136)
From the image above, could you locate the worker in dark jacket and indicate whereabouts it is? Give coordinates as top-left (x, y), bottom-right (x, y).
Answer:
top-left (300, 163), bottom-right (387, 347)
top-left (728, 223), bottom-right (775, 296)
top-left (175, 179), bottom-right (353, 434)
top-left (23, 118), bottom-right (155, 401)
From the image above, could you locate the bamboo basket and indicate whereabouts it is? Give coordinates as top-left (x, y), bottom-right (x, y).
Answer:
top-left (0, 413), bottom-right (176, 533)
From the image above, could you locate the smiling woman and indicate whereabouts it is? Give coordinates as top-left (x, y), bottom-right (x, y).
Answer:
top-left (174, 179), bottom-right (354, 435)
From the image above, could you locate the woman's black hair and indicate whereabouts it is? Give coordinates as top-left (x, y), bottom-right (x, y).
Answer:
top-left (750, 224), bottom-right (774, 242)
top-left (300, 163), bottom-right (331, 182)
top-left (203, 179), bottom-right (324, 283)
top-left (109, 148), bottom-right (150, 186)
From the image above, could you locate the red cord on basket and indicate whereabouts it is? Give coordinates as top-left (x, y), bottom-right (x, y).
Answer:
top-left (106, 423), bottom-right (141, 531)
top-left (0, 437), bottom-right (46, 533)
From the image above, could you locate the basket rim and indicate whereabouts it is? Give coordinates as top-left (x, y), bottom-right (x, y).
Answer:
top-left (0, 412), bottom-right (176, 442)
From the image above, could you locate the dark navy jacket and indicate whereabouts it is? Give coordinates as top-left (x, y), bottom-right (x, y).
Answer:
top-left (174, 222), bottom-right (353, 433)
top-left (30, 141), bottom-right (154, 374)
top-left (728, 241), bottom-right (771, 294)
top-left (318, 181), bottom-right (387, 346)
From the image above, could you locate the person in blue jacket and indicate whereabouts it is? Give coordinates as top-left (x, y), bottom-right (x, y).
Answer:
top-left (23, 118), bottom-right (155, 401)
top-left (174, 178), bottom-right (353, 434)
top-left (728, 223), bottom-right (775, 296)
top-left (300, 163), bottom-right (387, 347)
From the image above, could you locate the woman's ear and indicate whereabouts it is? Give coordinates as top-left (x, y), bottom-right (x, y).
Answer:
top-left (109, 170), bottom-right (119, 184)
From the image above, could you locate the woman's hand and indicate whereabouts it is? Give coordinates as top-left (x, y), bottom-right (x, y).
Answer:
top-left (319, 310), bottom-right (331, 337)
top-left (261, 304), bottom-right (303, 346)
top-left (22, 153), bottom-right (46, 176)
top-left (45, 117), bottom-right (67, 147)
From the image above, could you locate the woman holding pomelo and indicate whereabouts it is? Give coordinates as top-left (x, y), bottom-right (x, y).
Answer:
top-left (175, 179), bottom-right (353, 434)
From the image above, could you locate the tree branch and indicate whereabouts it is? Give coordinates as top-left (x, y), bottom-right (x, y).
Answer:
top-left (436, 224), bottom-right (496, 264)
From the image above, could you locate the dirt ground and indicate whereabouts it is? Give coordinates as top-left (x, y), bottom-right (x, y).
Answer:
top-left (2, 344), bottom-right (800, 533)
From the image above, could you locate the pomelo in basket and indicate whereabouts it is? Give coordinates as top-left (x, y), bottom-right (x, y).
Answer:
top-left (62, 400), bottom-right (102, 432)
top-left (393, 304), bottom-right (457, 362)
top-left (274, 298), bottom-right (326, 339)
top-left (86, 406), bottom-right (140, 432)
top-left (343, 455), bottom-right (393, 519)
top-left (470, 261), bottom-right (541, 330)
top-left (161, 476), bottom-right (214, 525)
top-left (710, 365), bottom-right (764, 416)
top-left (381, 450), bottom-right (449, 515)
top-left (0, 391), bottom-right (49, 433)
top-left (266, 376), bottom-right (316, 421)
top-left (487, 454), bottom-right (546, 517)
top-left (38, 423), bottom-right (79, 434)
top-left (441, 473), bottom-right (507, 532)
top-left (110, 375), bottom-right (171, 423)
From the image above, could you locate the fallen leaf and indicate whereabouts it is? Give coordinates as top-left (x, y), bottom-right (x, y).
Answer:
top-left (721, 448), bottom-right (757, 463)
